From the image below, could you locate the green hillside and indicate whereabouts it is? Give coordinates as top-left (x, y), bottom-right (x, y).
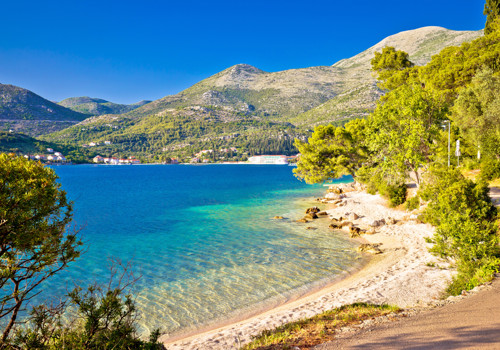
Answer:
top-left (0, 84), bottom-right (88, 136)
top-left (59, 97), bottom-right (151, 116)
top-left (40, 26), bottom-right (483, 161)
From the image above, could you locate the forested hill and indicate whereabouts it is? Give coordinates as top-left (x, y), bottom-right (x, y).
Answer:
top-left (0, 84), bottom-right (89, 136)
top-left (39, 26), bottom-right (482, 162)
top-left (58, 97), bottom-right (151, 116)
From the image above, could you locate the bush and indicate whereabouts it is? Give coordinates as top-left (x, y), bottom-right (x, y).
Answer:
top-left (421, 165), bottom-right (500, 295)
top-left (405, 196), bottom-right (420, 211)
top-left (355, 167), bottom-right (407, 206)
top-left (447, 258), bottom-right (500, 295)
top-left (480, 158), bottom-right (500, 181)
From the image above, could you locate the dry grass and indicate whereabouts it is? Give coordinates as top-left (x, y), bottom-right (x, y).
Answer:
top-left (242, 303), bottom-right (400, 350)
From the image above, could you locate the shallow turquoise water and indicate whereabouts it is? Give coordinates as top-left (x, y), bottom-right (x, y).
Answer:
top-left (48, 164), bottom-right (359, 336)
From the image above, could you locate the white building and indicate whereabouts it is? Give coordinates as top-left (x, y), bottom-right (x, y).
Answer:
top-left (248, 155), bottom-right (288, 165)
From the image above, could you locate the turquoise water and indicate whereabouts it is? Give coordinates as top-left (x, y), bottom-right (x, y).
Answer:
top-left (48, 164), bottom-right (359, 337)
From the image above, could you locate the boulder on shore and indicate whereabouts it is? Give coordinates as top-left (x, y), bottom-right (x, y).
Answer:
top-left (357, 243), bottom-right (383, 254)
top-left (348, 212), bottom-right (359, 221)
top-left (349, 226), bottom-right (363, 238)
top-left (370, 219), bottom-right (386, 228)
top-left (305, 207), bottom-right (321, 214)
top-left (305, 212), bottom-right (319, 220)
top-left (317, 211), bottom-right (328, 216)
top-left (297, 218), bottom-right (308, 223)
top-left (273, 216), bottom-right (284, 220)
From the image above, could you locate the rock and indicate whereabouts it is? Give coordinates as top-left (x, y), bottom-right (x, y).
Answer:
top-left (370, 219), bottom-right (386, 228)
top-left (317, 211), bottom-right (328, 216)
top-left (349, 226), bottom-right (362, 238)
top-left (305, 212), bottom-right (319, 220)
top-left (325, 192), bottom-right (340, 200)
top-left (365, 227), bottom-right (377, 235)
top-left (306, 226), bottom-right (316, 230)
top-left (331, 216), bottom-right (344, 224)
top-left (297, 218), bottom-right (308, 223)
top-left (273, 216), bottom-right (284, 220)
top-left (329, 223), bottom-right (342, 229)
top-left (386, 217), bottom-right (397, 225)
top-left (341, 221), bottom-right (353, 228)
top-left (305, 207), bottom-right (321, 214)
top-left (348, 213), bottom-right (359, 221)
top-left (333, 199), bottom-right (343, 205)
top-left (328, 186), bottom-right (343, 194)
top-left (357, 243), bottom-right (383, 254)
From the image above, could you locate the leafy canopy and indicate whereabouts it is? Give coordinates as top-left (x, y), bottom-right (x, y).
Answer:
top-left (0, 153), bottom-right (82, 342)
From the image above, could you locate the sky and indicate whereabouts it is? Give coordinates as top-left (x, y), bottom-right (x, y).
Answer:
top-left (0, 0), bottom-right (487, 104)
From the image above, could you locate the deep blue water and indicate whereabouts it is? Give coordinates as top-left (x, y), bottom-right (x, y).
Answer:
top-left (47, 164), bottom-right (358, 336)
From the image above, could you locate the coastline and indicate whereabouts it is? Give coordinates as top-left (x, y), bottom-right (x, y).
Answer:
top-left (162, 188), bottom-right (455, 349)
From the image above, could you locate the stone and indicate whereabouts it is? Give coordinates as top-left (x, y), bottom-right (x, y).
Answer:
top-left (305, 206), bottom-right (321, 214)
top-left (325, 192), bottom-right (340, 200)
top-left (329, 223), bottom-right (342, 229)
top-left (348, 213), bottom-right (359, 221)
top-left (328, 186), bottom-right (343, 194)
top-left (365, 227), bottom-right (377, 235)
top-left (370, 219), bottom-right (386, 228)
top-left (386, 217), bottom-right (397, 225)
top-left (331, 216), bottom-right (344, 224)
top-left (273, 216), bottom-right (284, 220)
top-left (349, 226), bottom-right (362, 238)
top-left (305, 212), bottom-right (319, 220)
top-left (297, 218), bottom-right (308, 223)
top-left (306, 226), bottom-right (316, 230)
top-left (357, 243), bottom-right (383, 254)
top-left (317, 211), bottom-right (328, 216)
top-left (341, 221), bottom-right (353, 228)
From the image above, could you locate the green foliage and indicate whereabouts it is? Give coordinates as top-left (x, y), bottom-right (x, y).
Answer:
top-left (485, 0), bottom-right (500, 35)
top-left (294, 119), bottom-right (368, 184)
top-left (371, 47), bottom-right (414, 90)
top-left (368, 84), bottom-right (447, 185)
top-left (447, 258), bottom-right (499, 295)
top-left (243, 303), bottom-right (400, 350)
top-left (480, 158), bottom-right (500, 181)
top-left (405, 196), bottom-right (420, 211)
top-left (453, 67), bottom-right (500, 160)
top-left (12, 262), bottom-right (164, 349)
top-left (420, 165), bottom-right (499, 295)
top-left (419, 22), bottom-right (500, 103)
top-left (0, 154), bottom-right (82, 342)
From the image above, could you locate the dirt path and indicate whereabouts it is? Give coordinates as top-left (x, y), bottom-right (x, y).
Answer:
top-left (314, 276), bottom-right (500, 349)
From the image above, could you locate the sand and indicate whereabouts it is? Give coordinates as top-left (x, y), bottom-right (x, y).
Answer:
top-left (162, 190), bottom-right (455, 349)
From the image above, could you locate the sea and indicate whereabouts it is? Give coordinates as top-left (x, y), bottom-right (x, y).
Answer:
top-left (46, 164), bottom-right (360, 337)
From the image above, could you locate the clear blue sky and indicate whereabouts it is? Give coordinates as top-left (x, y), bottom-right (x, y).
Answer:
top-left (1, 0), bottom-right (486, 104)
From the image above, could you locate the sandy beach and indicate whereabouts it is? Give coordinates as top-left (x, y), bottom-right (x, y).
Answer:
top-left (162, 188), bottom-right (455, 349)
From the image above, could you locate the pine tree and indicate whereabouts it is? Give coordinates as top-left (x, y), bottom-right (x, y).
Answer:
top-left (485, 0), bottom-right (500, 34)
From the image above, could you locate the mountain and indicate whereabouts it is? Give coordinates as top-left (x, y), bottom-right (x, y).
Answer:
top-left (42, 26), bottom-right (483, 161)
top-left (0, 84), bottom-right (88, 136)
top-left (58, 97), bottom-right (152, 116)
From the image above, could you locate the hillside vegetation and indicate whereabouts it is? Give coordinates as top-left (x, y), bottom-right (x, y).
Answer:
top-left (39, 27), bottom-right (482, 160)
top-left (0, 84), bottom-right (88, 136)
top-left (59, 96), bottom-right (151, 116)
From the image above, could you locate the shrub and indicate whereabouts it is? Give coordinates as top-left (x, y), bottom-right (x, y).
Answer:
top-left (421, 165), bottom-right (500, 295)
top-left (405, 196), bottom-right (420, 211)
top-left (480, 158), bottom-right (500, 181)
top-left (385, 183), bottom-right (407, 207)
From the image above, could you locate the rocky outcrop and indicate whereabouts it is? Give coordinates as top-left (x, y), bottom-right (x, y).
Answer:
top-left (305, 207), bottom-right (321, 214)
top-left (357, 243), bottom-right (383, 254)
